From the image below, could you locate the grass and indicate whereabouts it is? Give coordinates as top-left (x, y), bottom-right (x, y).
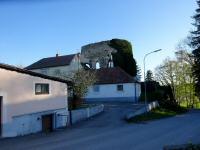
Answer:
top-left (180, 101), bottom-right (200, 109)
top-left (127, 107), bottom-right (186, 123)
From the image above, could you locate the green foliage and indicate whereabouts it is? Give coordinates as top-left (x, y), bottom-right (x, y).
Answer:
top-left (72, 69), bottom-right (96, 99)
top-left (54, 69), bottom-right (97, 109)
top-left (146, 70), bottom-right (154, 81)
top-left (191, 0), bottom-right (200, 99)
top-left (109, 39), bottom-right (137, 76)
top-left (155, 50), bottom-right (199, 108)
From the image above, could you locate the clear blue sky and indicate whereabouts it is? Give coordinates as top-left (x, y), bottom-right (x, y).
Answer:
top-left (0, 0), bottom-right (196, 78)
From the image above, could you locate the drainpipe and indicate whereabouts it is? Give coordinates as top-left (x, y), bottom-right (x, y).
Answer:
top-left (135, 82), bottom-right (137, 103)
top-left (69, 108), bottom-right (72, 126)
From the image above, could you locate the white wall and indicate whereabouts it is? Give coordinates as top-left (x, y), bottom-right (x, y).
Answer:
top-left (71, 104), bottom-right (104, 124)
top-left (85, 83), bottom-right (141, 102)
top-left (31, 55), bottom-right (81, 77)
top-left (0, 68), bottom-right (68, 137)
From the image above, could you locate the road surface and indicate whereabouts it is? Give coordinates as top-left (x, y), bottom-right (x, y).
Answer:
top-left (0, 102), bottom-right (200, 150)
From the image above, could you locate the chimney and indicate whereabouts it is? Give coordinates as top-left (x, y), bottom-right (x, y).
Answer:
top-left (56, 53), bottom-right (59, 57)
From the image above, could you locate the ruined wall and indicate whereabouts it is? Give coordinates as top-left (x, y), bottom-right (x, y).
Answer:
top-left (81, 41), bottom-right (117, 69)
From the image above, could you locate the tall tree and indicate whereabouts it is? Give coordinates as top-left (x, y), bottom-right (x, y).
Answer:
top-left (146, 70), bottom-right (154, 81)
top-left (136, 65), bottom-right (142, 81)
top-left (191, 0), bottom-right (200, 99)
top-left (155, 49), bottom-right (198, 108)
top-left (109, 39), bottom-right (137, 76)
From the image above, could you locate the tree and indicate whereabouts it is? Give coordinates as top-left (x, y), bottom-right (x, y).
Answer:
top-left (191, 0), bottom-right (200, 99)
top-left (146, 70), bottom-right (154, 81)
top-left (54, 69), bottom-right (97, 108)
top-left (155, 49), bottom-right (198, 108)
top-left (71, 69), bottom-right (96, 100)
top-left (109, 39), bottom-right (137, 76)
top-left (136, 65), bottom-right (142, 81)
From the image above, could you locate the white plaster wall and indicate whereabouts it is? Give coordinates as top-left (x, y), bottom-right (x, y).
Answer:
top-left (31, 56), bottom-right (81, 77)
top-left (2, 108), bottom-right (69, 137)
top-left (71, 104), bottom-right (104, 124)
top-left (85, 83), bottom-right (141, 102)
top-left (0, 68), bottom-right (68, 137)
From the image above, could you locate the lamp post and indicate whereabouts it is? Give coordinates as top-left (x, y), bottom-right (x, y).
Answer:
top-left (143, 49), bottom-right (162, 106)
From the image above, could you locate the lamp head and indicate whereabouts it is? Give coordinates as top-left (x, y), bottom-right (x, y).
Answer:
top-left (153, 49), bottom-right (162, 53)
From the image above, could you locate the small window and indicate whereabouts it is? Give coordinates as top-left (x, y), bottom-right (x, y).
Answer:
top-left (35, 83), bottom-right (49, 95)
top-left (117, 84), bottom-right (123, 91)
top-left (93, 85), bottom-right (100, 92)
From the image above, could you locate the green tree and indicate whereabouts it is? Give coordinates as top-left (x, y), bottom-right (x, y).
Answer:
top-left (54, 69), bottom-right (97, 109)
top-left (146, 70), bottom-right (154, 81)
top-left (109, 39), bottom-right (137, 76)
top-left (155, 49), bottom-right (198, 108)
top-left (191, 0), bottom-right (200, 99)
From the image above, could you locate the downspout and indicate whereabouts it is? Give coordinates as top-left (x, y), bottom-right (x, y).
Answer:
top-left (135, 83), bottom-right (137, 103)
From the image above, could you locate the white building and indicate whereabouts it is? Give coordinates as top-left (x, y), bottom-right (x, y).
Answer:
top-left (26, 53), bottom-right (81, 78)
top-left (85, 67), bottom-right (141, 102)
top-left (0, 63), bottom-right (71, 138)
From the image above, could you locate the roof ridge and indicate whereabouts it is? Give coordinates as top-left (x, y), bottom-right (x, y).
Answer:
top-left (42, 53), bottom-right (76, 59)
top-left (26, 53), bottom-right (77, 70)
top-left (0, 63), bottom-right (72, 84)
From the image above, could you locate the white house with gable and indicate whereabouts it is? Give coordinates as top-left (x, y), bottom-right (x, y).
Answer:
top-left (85, 67), bottom-right (141, 102)
top-left (0, 63), bottom-right (71, 138)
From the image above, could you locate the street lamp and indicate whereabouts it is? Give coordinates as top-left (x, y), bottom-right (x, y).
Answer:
top-left (143, 49), bottom-right (162, 106)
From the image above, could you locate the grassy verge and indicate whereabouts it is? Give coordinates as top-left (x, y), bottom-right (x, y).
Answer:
top-left (127, 107), bottom-right (187, 123)
top-left (180, 101), bottom-right (200, 109)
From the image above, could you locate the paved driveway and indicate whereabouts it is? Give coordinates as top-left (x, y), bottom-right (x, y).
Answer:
top-left (0, 102), bottom-right (200, 150)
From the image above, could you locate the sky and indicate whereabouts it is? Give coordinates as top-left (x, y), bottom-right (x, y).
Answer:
top-left (0, 0), bottom-right (197, 79)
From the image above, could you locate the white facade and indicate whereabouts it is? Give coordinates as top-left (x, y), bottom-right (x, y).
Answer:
top-left (85, 83), bottom-right (141, 102)
top-left (31, 55), bottom-right (81, 78)
top-left (0, 68), bottom-right (69, 137)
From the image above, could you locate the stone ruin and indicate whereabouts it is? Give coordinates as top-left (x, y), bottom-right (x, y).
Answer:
top-left (80, 41), bottom-right (117, 69)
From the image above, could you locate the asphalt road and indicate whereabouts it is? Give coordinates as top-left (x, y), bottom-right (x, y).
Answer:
top-left (0, 102), bottom-right (200, 150)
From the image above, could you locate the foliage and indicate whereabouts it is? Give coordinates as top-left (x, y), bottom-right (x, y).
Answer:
top-left (54, 69), bottom-right (97, 109)
top-left (109, 39), bottom-right (137, 76)
top-left (140, 81), bottom-right (162, 102)
top-left (146, 70), bottom-right (154, 81)
top-left (191, 0), bottom-right (200, 99)
top-left (71, 69), bottom-right (97, 99)
top-left (136, 65), bottom-right (142, 81)
top-left (155, 49), bottom-right (199, 108)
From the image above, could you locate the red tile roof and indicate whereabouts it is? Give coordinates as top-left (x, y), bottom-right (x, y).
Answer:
top-left (95, 67), bottom-right (135, 84)
top-left (26, 54), bottom-right (76, 70)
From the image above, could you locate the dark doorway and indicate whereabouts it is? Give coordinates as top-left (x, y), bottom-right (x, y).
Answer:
top-left (0, 96), bottom-right (2, 136)
top-left (42, 114), bottom-right (53, 133)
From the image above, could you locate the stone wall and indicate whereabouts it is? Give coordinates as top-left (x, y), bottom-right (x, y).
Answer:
top-left (81, 41), bottom-right (117, 69)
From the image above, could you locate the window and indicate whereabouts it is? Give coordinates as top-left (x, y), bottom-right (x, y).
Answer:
top-left (93, 85), bottom-right (100, 92)
top-left (35, 83), bottom-right (49, 95)
top-left (117, 84), bottom-right (123, 91)
top-left (96, 62), bottom-right (100, 69)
